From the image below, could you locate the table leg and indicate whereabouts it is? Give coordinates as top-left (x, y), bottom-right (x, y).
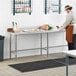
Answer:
top-left (40, 33), bottom-right (42, 55)
top-left (66, 55), bottom-right (69, 76)
top-left (47, 33), bottom-right (49, 57)
top-left (10, 34), bottom-right (11, 59)
top-left (15, 35), bottom-right (17, 58)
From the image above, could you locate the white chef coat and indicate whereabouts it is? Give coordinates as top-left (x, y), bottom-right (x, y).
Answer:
top-left (61, 11), bottom-right (76, 34)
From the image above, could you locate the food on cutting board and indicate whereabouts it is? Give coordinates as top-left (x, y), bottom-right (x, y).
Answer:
top-left (23, 24), bottom-right (53, 32)
top-left (39, 24), bottom-right (53, 30)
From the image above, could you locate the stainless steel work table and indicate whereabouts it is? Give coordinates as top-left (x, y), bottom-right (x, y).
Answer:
top-left (63, 50), bottom-right (76, 76)
top-left (10, 29), bottom-right (65, 59)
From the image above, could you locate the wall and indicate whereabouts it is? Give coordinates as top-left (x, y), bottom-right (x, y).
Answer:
top-left (0, 0), bottom-right (75, 59)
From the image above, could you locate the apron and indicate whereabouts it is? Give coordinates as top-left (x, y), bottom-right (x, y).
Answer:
top-left (66, 25), bottom-right (73, 43)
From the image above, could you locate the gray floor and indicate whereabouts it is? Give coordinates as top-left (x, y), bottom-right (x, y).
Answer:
top-left (0, 53), bottom-right (76, 76)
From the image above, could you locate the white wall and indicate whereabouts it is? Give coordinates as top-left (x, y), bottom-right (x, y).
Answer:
top-left (0, 0), bottom-right (75, 59)
top-left (0, 0), bottom-right (76, 35)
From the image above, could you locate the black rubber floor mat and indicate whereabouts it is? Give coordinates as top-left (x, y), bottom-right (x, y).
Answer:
top-left (9, 58), bottom-right (76, 72)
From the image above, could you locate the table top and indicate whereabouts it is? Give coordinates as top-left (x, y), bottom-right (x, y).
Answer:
top-left (10, 29), bottom-right (65, 35)
top-left (63, 50), bottom-right (76, 58)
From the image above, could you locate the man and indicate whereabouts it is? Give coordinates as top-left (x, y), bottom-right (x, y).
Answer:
top-left (60, 5), bottom-right (76, 50)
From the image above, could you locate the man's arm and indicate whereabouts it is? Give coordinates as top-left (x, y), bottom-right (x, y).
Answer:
top-left (59, 13), bottom-right (73, 30)
top-left (63, 13), bottom-right (73, 28)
